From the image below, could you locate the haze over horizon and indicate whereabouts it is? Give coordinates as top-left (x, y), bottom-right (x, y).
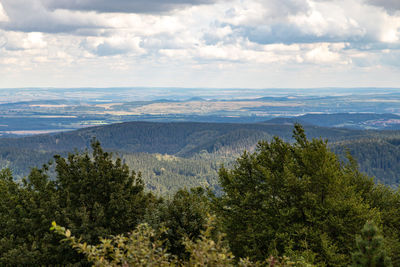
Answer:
top-left (1, 0), bottom-right (400, 89)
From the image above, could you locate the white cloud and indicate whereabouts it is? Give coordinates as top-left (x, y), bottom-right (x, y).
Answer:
top-left (82, 35), bottom-right (146, 56)
top-left (303, 43), bottom-right (349, 64)
top-left (0, 0), bottom-right (400, 88)
top-left (289, 0), bottom-right (366, 39)
top-left (378, 13), bottom-right (400, 43)
top-left (0, 2), bottom-right (9, 22)
top-left (4, 32), bottom-right (47, 50)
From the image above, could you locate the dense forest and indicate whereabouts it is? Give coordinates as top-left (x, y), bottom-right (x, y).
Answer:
top-left (334, 138), bottom-right (400, 185)
top-left (0, 124), bottom-right (399, 266)
top-left (1, 121), bottom-right (400, 192)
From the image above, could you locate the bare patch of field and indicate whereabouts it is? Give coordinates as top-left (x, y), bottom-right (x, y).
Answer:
top-left (30, 104), bottom-right (68, 108)
top-left (0, 129), bottom-right (74, 135)
top-left (102, 101), bottom-right (303, 115)
top-left (34, 115), bottom-right (77, 118)
top-left (95, 103), bottom-right (123, 110)
top-left (155, 154), bottom-right (178, 161)
top-left (352, 99), bottom-right (400, 103)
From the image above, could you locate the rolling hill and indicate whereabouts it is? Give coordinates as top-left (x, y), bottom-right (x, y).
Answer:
top-left (0, 120), bottom-right (399, 193)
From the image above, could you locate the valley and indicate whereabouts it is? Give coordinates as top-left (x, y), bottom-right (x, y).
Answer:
top-left (0, 120), bottom-right (399, 194)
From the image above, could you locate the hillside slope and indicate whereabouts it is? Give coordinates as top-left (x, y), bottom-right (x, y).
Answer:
top-left (0, 121), bottom-right (399, 192)
top-left (0, 121), bottom-right (371, 154)
top-left (266, 113), bottom-right (400, 130)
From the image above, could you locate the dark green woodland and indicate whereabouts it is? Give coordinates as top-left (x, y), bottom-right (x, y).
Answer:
top-left (1, 121), bottom-right (400, 193)
top-left (0, 124), bottom-right (399, 266)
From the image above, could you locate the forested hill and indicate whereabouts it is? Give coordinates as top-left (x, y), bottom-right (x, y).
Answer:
top-left (266, 113), bottom-right (400, 130)
top-left (1, 120), bottom-right (400, 191)
top-left (333, 138), bottom-right (400, 185)
top-left (0, 121), bottom-right (373, 155)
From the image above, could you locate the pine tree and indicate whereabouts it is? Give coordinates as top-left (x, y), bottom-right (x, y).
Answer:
top-left (352, 221), bottom-right (392, 267)
top-left (54, 139), bottom-right (155, 244)
top-left (0, 140), bottom-right (157, 265)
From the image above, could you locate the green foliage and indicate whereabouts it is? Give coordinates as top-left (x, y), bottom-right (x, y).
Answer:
top-left (52, 215), bottom-right (315, 267)
top-left (51, 217), bottom-right (236, 267)
top-left (54, 140), bottom-right (155, 244)
top-left (121, 153), bottom-right (227, 195)
top-left (3, 122), bottom-right (400, 193)
top-left (0, 140), bottom-right (156, 265)
top-left (51, 221), bottom-right (174, 266)
top-left (154, 187), bottom-right (211, 259)
top-left (183, 216), bottom-right (236, 266)
top-left (352, 221), bottom-right (392, 267)
top-left (363, 185), bottom-right (400, 265)
top-left (214, 124), bottom-right (379, 265)
top-left (333, 138), bottom-right (400, 186)
top-left (0, 167), bottom-right (64, 265)
top-left (3, 125), bottom-right (400, 265)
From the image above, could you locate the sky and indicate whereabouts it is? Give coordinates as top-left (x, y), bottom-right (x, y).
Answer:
top-left (0, 0), bottom-right (400, 89)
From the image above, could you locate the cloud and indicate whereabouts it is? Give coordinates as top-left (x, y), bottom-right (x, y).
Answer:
top-left (216, 0), bottom-right (400, 47)
top-left (1, 0), bottom-right (400, 89)
top-left (81, 35), bottom-right (146, 56)
top-left (0, 0), bottom-right (212, 35)
top-left (3, 32), bottom-right (47, 51)
top-left (303, 43), bottom-right (348, 64)
top-left (0, 0), bottom-right (108, 33)
top-left (0, 2), bottom-right (9, 22)
top-left (0, 31), bottom-right (6, 48)
top-left (42, 0), bottom-right (217, 14)
top-left (366, 0), bottom-right (400, 13)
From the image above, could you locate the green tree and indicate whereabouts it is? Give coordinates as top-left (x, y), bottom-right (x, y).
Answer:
top-left (156, 187), bottom-right (210, 259)
top-left (352, 221), bottom-right (392, 267)
top-left (0, 167), bottom-right (65, 265)
top-left (0, 140), bottom-right (156, 265)
top-left (214, 124), bottom-right (378, 265)
top-left (54, 140), bottom-right (155, 244)
top-left (364, 185), bottom-right (400, 265)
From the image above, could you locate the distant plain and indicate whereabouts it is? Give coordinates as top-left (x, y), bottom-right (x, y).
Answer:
top-left (2, 87), bottom-right (400, 136)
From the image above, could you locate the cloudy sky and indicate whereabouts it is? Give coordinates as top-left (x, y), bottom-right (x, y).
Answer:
top-left (0, 0), bottom-right (400, 88)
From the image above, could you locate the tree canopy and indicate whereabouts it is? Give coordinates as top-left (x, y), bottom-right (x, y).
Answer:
top-left (214, 124), bottom-right (396, 265)
top-left (0, 140), bottom-right (156, 265)
top-left (1, 126), bottom-right (400, 266)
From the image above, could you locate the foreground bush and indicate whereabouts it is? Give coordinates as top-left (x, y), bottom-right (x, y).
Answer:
top-left (52, 217), bottom-right (312, 267)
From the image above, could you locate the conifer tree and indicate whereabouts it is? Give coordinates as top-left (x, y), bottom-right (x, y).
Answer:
top-left (54, 139), bottom-right (155, 244)
top-left (352, 221), bottom-right (392, 267)
top-left (214, 124), bottom-right (378, 265)
top-left (0, 140), bottom-right (157, 265)
top-left (156, 187), bottom-right (210, 259)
